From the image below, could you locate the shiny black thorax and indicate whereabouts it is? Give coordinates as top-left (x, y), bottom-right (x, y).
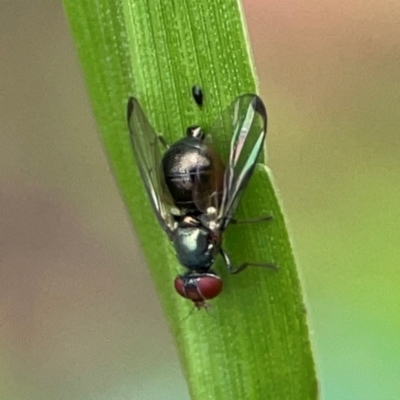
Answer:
top-left (161, 128), bottom-right (223, 213)
top-left (172, 221), bottom-right (220, 272)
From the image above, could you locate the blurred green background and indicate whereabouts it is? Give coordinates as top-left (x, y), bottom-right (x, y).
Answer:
top-left (1, 1), bottom-right (399, 399)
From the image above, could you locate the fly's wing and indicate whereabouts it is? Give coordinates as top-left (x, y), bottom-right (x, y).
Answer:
top-left (191, 133), bottom-right (226, 214)
top-left (208, 94), bottom-right (267, 229)
top-left (127, 97), bottom-right (175, 236)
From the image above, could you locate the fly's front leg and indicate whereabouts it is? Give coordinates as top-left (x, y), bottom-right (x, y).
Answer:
top-left (220, 248), bottom-right (278, 275)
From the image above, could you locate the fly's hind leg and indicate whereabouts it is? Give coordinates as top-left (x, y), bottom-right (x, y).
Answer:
top-left (220, 248), bottom-right (278, 275)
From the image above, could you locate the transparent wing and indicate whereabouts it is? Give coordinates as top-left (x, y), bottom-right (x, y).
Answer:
top-left (127, 97), bottom-right (175, 236)
top-left (191, 134), bottom-right (225, 214)
top-left (204, 94), bottom-right (268, 229)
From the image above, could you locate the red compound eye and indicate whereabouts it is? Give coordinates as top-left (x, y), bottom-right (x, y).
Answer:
top-left (174, 273), bottom-right (223, 305)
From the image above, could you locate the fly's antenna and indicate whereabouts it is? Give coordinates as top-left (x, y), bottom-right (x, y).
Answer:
top-left (179, 305), bottom-right (197, 323)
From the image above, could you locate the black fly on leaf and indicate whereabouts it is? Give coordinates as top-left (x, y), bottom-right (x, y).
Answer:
top-left (127, 91), bottom-right (275, 309)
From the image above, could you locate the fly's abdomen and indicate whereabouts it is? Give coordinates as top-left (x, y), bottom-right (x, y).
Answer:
top-left (162, 139), bottom-right (220, 212)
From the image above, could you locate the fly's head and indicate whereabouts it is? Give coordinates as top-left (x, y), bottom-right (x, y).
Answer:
top-left (174, 271), bottom-right (223, 308)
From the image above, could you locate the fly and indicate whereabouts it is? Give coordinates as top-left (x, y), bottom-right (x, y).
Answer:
top-left (127, 90), bottom-right (274, 308)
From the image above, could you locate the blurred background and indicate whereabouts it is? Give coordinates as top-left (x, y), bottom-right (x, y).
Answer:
top-left (1, 1), bottom-right (399, 399)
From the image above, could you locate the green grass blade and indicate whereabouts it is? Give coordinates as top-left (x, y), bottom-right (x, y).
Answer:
top-left (63, 1), bottom-right (318, 399)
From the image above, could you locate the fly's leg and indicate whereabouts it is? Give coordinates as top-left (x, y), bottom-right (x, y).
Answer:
top-left (157, 135), bottom-right (169, 149)
top-left (229, 262), bottom-right (278, 274)
top-left (229, 215), bottom-right (274, 225)
top-left (218, 215), bottom-right (273, 229)
top-left (220, 248), bottom-right (278, 275)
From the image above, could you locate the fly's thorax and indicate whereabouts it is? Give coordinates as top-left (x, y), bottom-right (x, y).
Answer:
top-left (172, 218), bottom-right (220, 271)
